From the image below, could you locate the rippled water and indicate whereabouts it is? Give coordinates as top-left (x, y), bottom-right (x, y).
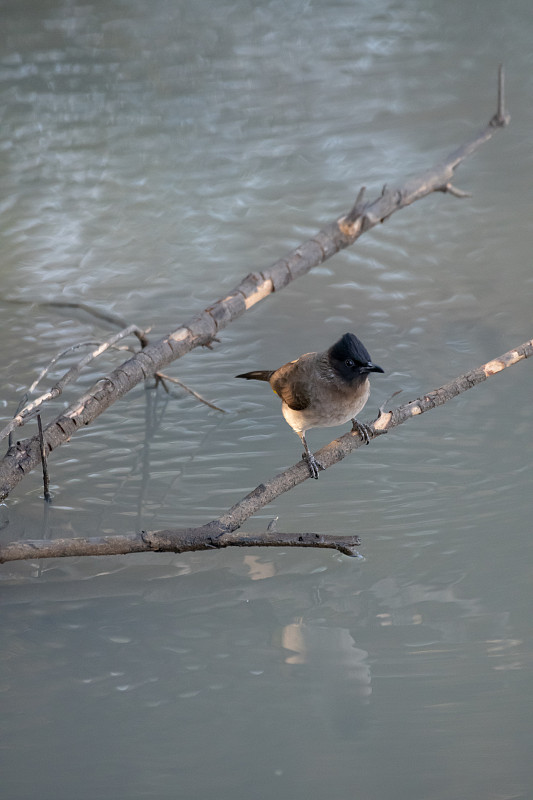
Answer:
top-left (1, 1), bottom-right (533, 798)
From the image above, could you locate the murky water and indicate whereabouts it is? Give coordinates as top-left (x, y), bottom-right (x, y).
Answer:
top-left (1, 1), bottom-right (532, 798)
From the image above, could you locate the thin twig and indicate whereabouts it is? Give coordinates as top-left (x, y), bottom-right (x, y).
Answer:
top-left (441, 183), bottom-right (472, 199)
top-left (0, 326), bottom-right (141, 443)
top-left (36, 414), bottom-right (51, 502)
top-left (8, 394), bottom-right (29, 449)
top-left (492, 64), bottom-right (510, 127)
top-left (155, 372), bottom-right (226, 412)
top-left (29, 341), bottom-right (127, 393)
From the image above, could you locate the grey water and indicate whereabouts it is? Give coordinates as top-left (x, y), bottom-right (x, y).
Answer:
top-left (1, 1), bottom-right (532, 798)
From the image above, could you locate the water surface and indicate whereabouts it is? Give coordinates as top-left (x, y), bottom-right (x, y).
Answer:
top-left (1, 1), bottom-right (532, 798)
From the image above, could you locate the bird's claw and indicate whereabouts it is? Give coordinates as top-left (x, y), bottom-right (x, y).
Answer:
top-left (303, 452), bottom-right (324, 479)
top-left (351, 418), bottom-right (373, 445)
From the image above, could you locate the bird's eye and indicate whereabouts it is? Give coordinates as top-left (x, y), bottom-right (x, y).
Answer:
top-left (345, 358), bottom-right (355, 368)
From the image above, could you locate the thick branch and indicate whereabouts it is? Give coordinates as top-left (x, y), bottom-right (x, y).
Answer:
top-left (0, 529), bottom-right (361, 563)
top-left (1, 337), bottom-right (530, 564)
top-left (0, 70), bottom-right (509, 501)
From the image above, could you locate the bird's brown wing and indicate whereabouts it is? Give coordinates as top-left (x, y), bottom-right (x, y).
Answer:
top-left (269, 357), bottom-right (312, 411)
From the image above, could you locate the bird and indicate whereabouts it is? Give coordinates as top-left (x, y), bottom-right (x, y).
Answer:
top-left (236, 332), bottom-right (384, 479)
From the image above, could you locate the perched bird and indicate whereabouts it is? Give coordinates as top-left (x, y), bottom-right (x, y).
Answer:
top-left (236, 332), bottom-right (384, 479)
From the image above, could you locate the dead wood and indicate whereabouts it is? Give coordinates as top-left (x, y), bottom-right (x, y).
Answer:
top-left (0, 326), bottom-right (143, 445)
top-left (1, 336), bottom-right (530, 564)
top-left (0, 529), bottom-right (361, 563)
top-left (0, 69), bottom-right (510, 502)
top-left (36, 414), bottom-right (51, 502)
top-left (154, 371), bottom-right (226, 413)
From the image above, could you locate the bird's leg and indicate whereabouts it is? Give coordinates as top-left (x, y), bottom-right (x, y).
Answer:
top-left (298, 432), bottom-right (324, 479)
top-left (351, 418), bottom-right (373, 445)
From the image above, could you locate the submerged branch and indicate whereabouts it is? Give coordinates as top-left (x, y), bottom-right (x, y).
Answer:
top-left (1, 336), bottom-right (530, 564)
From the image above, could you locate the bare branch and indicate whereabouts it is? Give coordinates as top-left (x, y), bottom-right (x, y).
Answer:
top-left (0, 70), bottom-right (509, 501)
top-left (491, 64), bottom-right (510, 127)
top-left (339, 68), bottom-right (509, 236)
top-left (27, 341), bottom-right (137, 394)
top-left (155, 372), bottom-right (226, 413)
top-left (0, 529), bottom-right (360, 563)
top-left (215, 339), bottom-right (532, 532)
top-left (36, 414), bottom-right (51, 502)
top-left (440, 183), bottom-right (471, 199)
top-left (1, 337), bottom-right (530, 564)
top-left (0, 326), bottom-right (142, 443)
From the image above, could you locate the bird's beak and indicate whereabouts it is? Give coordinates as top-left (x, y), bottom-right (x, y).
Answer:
top-left (364, 362), bottom-right (384, 374)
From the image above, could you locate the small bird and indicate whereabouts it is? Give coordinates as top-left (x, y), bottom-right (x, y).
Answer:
top-left (236, 332), bottom-right (384, 479)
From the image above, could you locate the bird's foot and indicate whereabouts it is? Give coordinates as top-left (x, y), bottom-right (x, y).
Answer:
top-left (303, 452), bottom-right (324, 479)
top-left (351, 418), bottom-right (374, 445)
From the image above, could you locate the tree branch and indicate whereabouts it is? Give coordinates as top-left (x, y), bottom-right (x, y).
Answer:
top-left (1, 336), bottom-right (530, 564)
top-left (0, 326), bottom-right (144, 444)
top-left (214, 338), bottom-right (532, 532)
top-left (0, 529), bottom-right (361, 563)
top-left (0, 69), bottom-right (509, 501)
top-left (154, 371), bottom-right (226, 413)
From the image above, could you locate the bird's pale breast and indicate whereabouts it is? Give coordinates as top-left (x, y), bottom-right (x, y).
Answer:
top-left (281, 377), bottom-right (370, 434)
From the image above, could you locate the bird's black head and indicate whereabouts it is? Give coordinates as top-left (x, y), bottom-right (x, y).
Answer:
top-left (328, 332), bottom-right (384, 383)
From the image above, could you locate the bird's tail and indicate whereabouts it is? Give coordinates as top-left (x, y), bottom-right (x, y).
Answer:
top-left (235, 370), bottom-right (274, 382)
